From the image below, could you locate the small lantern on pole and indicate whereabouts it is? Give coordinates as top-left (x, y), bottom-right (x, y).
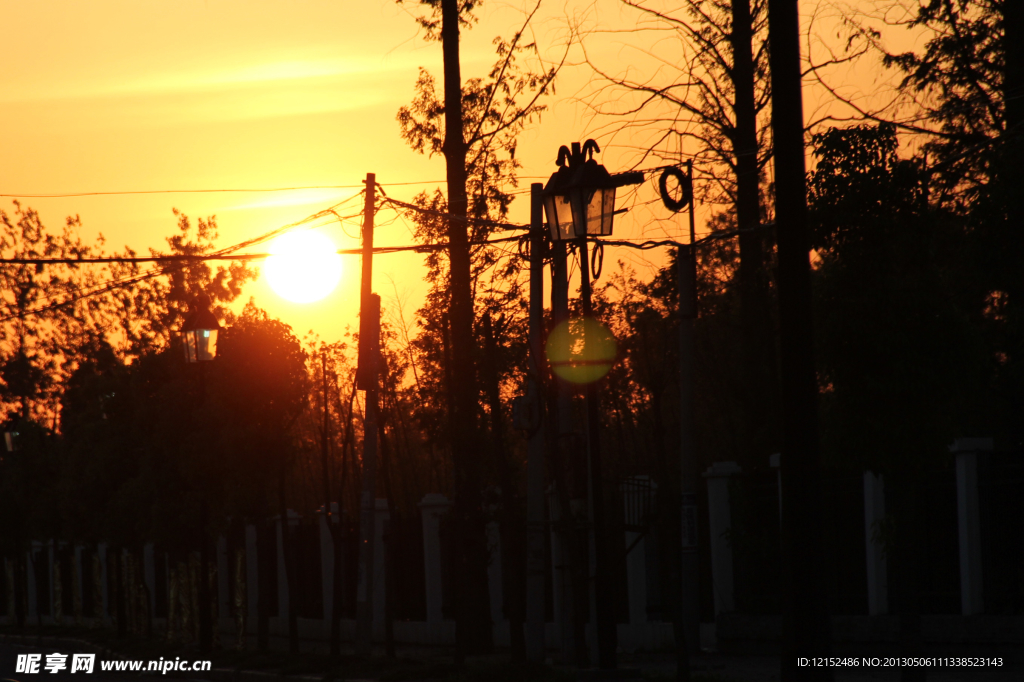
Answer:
top-left (181, 293), bottom-right (221, 363)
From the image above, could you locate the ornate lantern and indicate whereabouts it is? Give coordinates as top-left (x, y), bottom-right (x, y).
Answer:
top-left (542, 140), bottom-right (643, 241)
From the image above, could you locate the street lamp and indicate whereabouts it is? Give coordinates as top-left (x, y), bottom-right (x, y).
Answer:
top-left (543, 141), bottom-right (617, 241)
top-left (543, 140), bottom-right (643, 242)
top-left (180, 292), bottom-right (219, 655)
top-left (541, 140), bottom-right (642, 670)
top-left (181, 293), bottom-right (221, 363)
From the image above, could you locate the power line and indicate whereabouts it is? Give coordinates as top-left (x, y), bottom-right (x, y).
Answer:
top-left (0, 166), bottom-right (768, 324)
top-left (0, 181), bottom-right (449, 199)
top-left (0, 224), bottom-right (768, 325)
top-left (0, 235), bottom-right (528, 266)
top-left (0, 165), bottom-right (680, 202)
top-left (0, 199), bottom-right (364, 323)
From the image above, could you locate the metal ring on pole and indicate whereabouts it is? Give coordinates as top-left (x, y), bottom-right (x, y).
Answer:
top-left (591, 241), bottom-right (604, 280)
top-left (659, 166), bottom-right (692, 212)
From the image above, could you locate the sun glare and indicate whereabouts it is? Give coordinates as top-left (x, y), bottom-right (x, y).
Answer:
top-left (264, 230), bottom-right (342, 303)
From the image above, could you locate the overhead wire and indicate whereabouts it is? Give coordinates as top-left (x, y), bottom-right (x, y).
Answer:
top-left (0, 194), bottom-right (366, 323)
top-left (0, 165), bottom-right (772, 324)
top-left (0, 181), bottom-right (445, 199)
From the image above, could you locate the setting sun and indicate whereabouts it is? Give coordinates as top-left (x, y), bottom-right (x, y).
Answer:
top-left (264, 229), bottom-right (342, 303)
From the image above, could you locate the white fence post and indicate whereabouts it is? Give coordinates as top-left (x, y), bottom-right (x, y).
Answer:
top-left (951, 437), bottom-right (992, 616)
top-left (419, 494), bottom-right (450, 625)
top-left (863, 472), bottom-right (888, 615)
top-left (703, 462), bottom-right (741, 616)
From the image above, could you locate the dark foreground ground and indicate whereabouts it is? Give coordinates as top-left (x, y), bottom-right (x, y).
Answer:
top-left (0, 627), bottom-right (1020, 682)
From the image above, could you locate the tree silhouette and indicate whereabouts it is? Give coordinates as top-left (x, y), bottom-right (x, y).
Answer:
top-left (398, 0), bottom-right (558, 655)
top-left (580, 0), bottom-right (781, 471)
top-left (0, 202), bottom-right (108, 424)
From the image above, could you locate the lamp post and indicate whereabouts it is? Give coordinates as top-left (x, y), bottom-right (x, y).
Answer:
top-left (181, 293), bottom-right (221, 655)
top-left (542, 141), bottom-right (641, 670)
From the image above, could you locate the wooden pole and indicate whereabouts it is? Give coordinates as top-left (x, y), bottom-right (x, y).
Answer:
top-left (578, 236), bottom-right (616, 670)
top-left (525, 183), bottom-right (547, 662)
top-left (675, 162), bottom-right (700, 679)
top-left (355, 173), bottom-right (380, 657)
top-left (765, 1), bottom-right (832, 678)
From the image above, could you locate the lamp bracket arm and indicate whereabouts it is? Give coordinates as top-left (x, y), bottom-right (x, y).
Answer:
top-left (611, 171), bottom-right (645, 188)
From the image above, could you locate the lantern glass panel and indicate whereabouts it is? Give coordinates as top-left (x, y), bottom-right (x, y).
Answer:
top-left (544, 193), bottom-right (576, 241)
top-left (202, 328), bottom-right (218, 361)
top-left (573, 186), bottom-right (616, 236)
top-left (599, 186), bottom-right (616, 236)
top-left (183, 331), bottom-right (198, 363)
top-left (183, 328), bottom-right (218, 363)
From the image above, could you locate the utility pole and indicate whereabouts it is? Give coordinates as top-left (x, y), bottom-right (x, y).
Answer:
top-left (197, 363), bottom-right (212, 656)
top-left (355, 173), bottom-right (380, 657)
top-left (525, 183), bottom-right (547, 662)
top-left (676, 161), bottom-right (701, 679)
top-left (577, 236), bottom-right (616, 670)
top-left (550, 240), bottom-right (586, 666)
top-left (320, 349), bottom-right (344, 657)
top-left (765, 2), bottom-right (832, 678)
top-left (732, 0), bottom-right (775, 470)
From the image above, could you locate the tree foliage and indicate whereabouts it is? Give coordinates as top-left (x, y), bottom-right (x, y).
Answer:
top-left (808, 123), bottom-right (987, 474)
top-left (396, 2), bottom-right (556, 451)
top-left (881, 0), bottom-right (1010, 207)
top-left (581, 0), bottom-right (773, 208)
top-left (0, 203), bottom-right (108, 423)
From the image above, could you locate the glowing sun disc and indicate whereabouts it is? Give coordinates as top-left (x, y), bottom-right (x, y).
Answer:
top-left (265, 230), bottom-right (342, 303)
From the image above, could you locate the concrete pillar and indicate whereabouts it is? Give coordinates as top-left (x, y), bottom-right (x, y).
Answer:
top-left (6, 558), bottom-right (17, 621)
top-left (245, 525), bottom-right (259, 633)
top-left (74, 546), bottom-right (85, 621)
top-left (320, 505), bottom-right (337, 627)
top-left (372, 499), bottom-right (389, 627)
top-left (703, 461), bottom-right (741, 616)
top-left (621, 476), bottom-right (655, 626)
top-left (769, 453), bottom-right (782, 522)
top-left (547, 486), bottom-right (573, 662)
top-left (97, 543), bottom-right (109, 621)
top-left (47, 542), bottom-right (55, 620)
top-left (143, 544), bottom-right (156, 619)
top-left (951, 438), bottom-right (992, 616)
top-left (486, 519), bottom-right (504, 628)
top-left (217, 537), bottom-right (230, 621)
top-left (26, 545), bottom-right (38, 621)
top-left (861, 472), bottom-right (888, 615)
top-left (276, 517), bottom-right (288, 620)
top-left (276, 510), bottom-right (300, 621)
top-left (546, 488), bottom-right (563, 627)
top-left (419, 493), bottom-right (451, 624)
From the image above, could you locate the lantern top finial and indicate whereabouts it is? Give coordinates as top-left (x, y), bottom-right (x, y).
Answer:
top-left (182, 293), bottom-right (221, 333)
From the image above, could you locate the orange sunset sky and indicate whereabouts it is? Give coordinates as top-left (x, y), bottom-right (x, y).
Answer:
top-left (1, 0), bottom-right (916, 345)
